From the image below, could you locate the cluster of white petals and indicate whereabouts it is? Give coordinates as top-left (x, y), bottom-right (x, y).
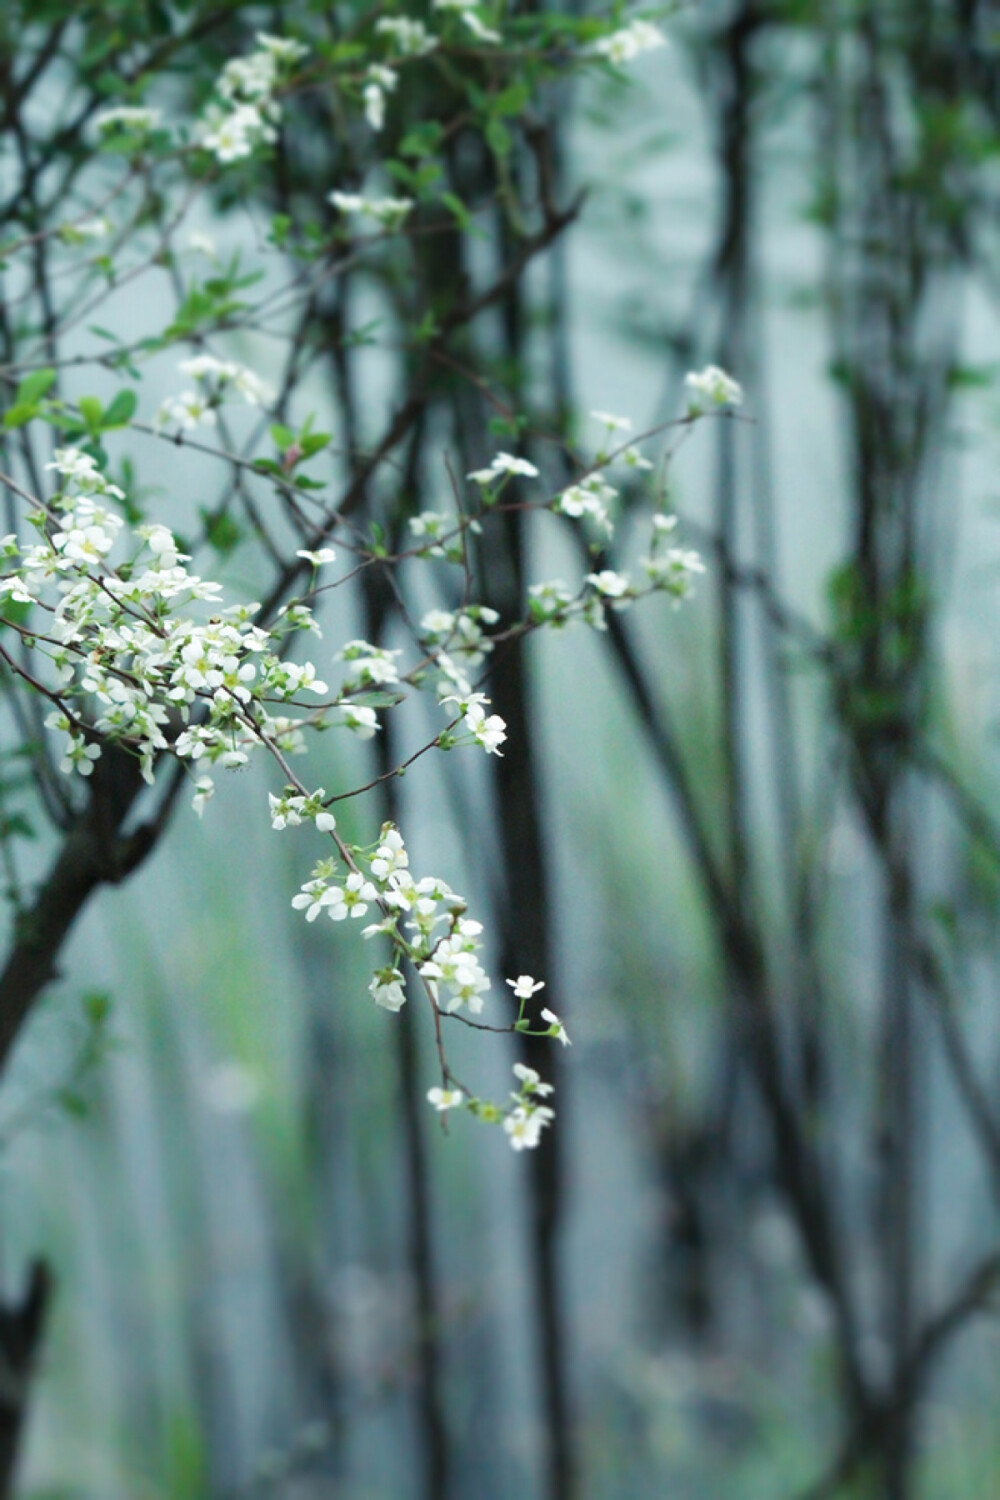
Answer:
top-left (684, 364), bottom-right (743, 413)
top-left (375, 17), bottom-right (438, 56)
top-left (432, 0), bottom-right (502, 43)
top-left (467, 452), bottom-right (540, 485)
top-left (96, 106), bottom-right (161, 135)
top-left (329, 191), bottom-right (414, 230)
top-left (197, 33), bottom-right (307, 163)
top-left (590, 18), bottom-right (667, 65)
top-left (155, 355), bottom-right (273, 431)
top-left (0, 9), bottom-right (732, 1160)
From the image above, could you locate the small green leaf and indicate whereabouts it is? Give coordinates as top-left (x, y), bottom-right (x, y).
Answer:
top-left (200, 508), bottom-right (243, 557)
top-left (101, 389), bottom-right (137, 428)
top-left (83, 990), bottom-right (112, 1025)
top-left (485, 117), bottom-right (512, 159)
top-left (441, 192), bottom-right (472, 230)
top-left (3, 403), bottom-right (37, 430)
top-left (78, 396), bottom-right (104, 429)
top-left (15, 369), bottom-right (56, 406)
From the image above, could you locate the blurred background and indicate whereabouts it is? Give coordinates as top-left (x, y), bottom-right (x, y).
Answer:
top-left (5, 2), bottom-right (1000, 1497)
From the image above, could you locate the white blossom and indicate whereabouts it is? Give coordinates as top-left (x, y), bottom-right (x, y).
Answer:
top-left (591, 19), bottom-right (667, 65)
top-left (528, 579), bottom-right (575, 625)
top-left (255, 31), bottom-right (309, 64)
top-left (362, 65), bottom-right (398, 131)
top-left (504, 1103), bottom-right (554, 1151)
top-left (187, 231), bottom-right (218, 258)
top-left (591, 409), bottom-right (633, 432)
top-left (507, 974), bottom-right (545, 1002)
top-left (326, 871), bottom-right (378, 921)
top-left (585, 569), bottom-right (631, 599)
top-left (461, 11), bottom-right (502, 42)
top-left (555, 475), bottom-right (617, 536)
top-left (434, 1), bottom-right (503, 44)
top-left (291, 876), bottom-right (338, 922)
top-left (155, 391), bottom-right (216, 431)
top-left (329, 191), bottom-right (414, 230)
top-left (370, 827), bottom-right (409, 881)
top-left (178, 354), bottom-right (273, 407)
top-left (338, 640), bottom-right (401, 688)
top-left (541, 1007), bottom-right (572, 1046)
top-left (685, 364), bottom-right (743, 413)
top-left (70, 216), bottom-right (112, 241)
top-left (641, 547), bottom-right (705, 602)
top-left (370, 967), bottom-right (407, 1012)
top-left (341, 705), bottom-right (379, 738)
top-left (467, 452), bottom-right (539, 485)
top-left (375, 17), bottom-right (438, 56)
top-left (420, 935), bottom-right (491, 1015)
top-left (96, 106), bottom-right (161, 134)
top-left (427, 1085), bottom-right (464, 1110)
top-left (513, 1062), bottom-right (555, 1096)
top-left (442, 692), bottom-right (507, 755)
top-left (192, 777), bottom-right (215, 817)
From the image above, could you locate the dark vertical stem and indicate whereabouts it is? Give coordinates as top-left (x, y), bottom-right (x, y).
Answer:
top-left (370, 697), bottom-right (452, 1500)
top-left (342, 323), bottom-right (450, 1497)
top-left (0, 1261), bottom-right (50, 1498)
top-left (476, 184), bottom-right (574, 1500)
top-left (711, 0), bottom-right (758, 923)
top-left (488, 597), bottom-right (573, 1500)
top-left (880, 796), bottom-right (916, 1500)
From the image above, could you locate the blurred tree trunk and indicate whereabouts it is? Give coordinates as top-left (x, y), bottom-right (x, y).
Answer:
top-left (0, 1261), bottom-right (49, 1497)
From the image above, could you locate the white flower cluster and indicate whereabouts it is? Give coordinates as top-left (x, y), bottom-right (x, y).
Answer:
top-left (432, 0), bottom-right (502, 44)
top-left (362, 64), bottom-right (398, 132)
top-left (198, 32), bottom-right (308, 164)
top-left (684, 364), bottom-right (743, 414)
top-left (269, 788), bottom-right (337, 833)
top-left (467, 452), bottom-right (540, 487)
top-left (155, 355), bottom-right (273, 431)
top-left (329, 191), bottom-right (414, 231)
top-left (590, 18), bottom-right (667, 65)
top-left (0, 10), bottom-right (728, 1163)
top-left (420, 605), bottom-right (498, 676)
top-left (555, 474), bottom-right (617, 536)
top-left (428, 1062), bottom-right (556, 1151)
top-left (456, 451), bottom-right (706, 630)
top-left (375, 17), bottom-right (438, 56)
top-left (0, 446), bottom-right (350, 796)
top-left (409, 509), bottom-right (480, 563)
top-left (336, 639), bottom-right (402, 691)
top-left (96, 106), bottom-right (162, 136)
top-left (440, 691), bottom-right (507, 754)
top-left (0, 364), bottom-right (713, 1158)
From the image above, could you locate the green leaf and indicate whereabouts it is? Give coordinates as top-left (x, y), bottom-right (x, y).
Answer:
top-left (399, 121), bottom-right (444, 159)
top-left (3, 403), bottom-right (37, 430)
top-left (0, 812), bottom-right (35, 842)
top-left (78, 396), bottom-right (103, 429)
top-left (200, 509), bottom-right (243, 557)
top-left (15, 369), bottom-right (56, 406)
top-left (494, 82), bottom-right (530, 118)
top-left (0, 601), bottom-right (31, 630)
top-left (441, 192), bottom-right (472, 230)
top-left (57, 1090), bottom-right (90, 1119)
top-left (82, 990), bottom-right (112, 1025)
top-left (485, 116), bottom-right (512, 159)
top-left (101, 388), bottom-right (137, 428)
